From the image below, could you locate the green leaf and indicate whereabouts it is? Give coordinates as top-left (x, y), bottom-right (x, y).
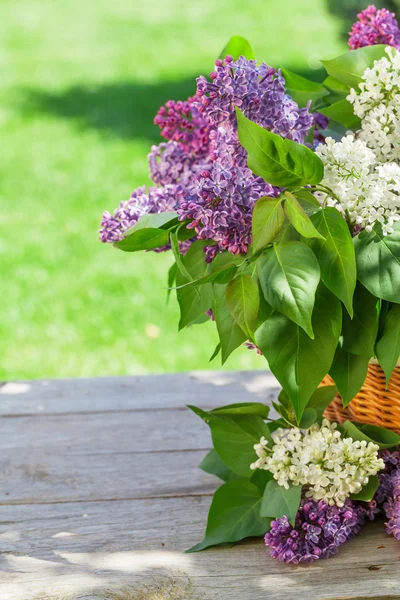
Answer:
top-left (294, 189), bottom-right (322, 216)
top-left (329, 346), bottom-right (369, 408)
top-left (323, 75), bottom-right (350, 96)
top-left (250, 469), bottom-right (274, 492)
top-left (172, 263), bottom-right (238, 289)
top-left (256, 284), bottom-right (342, 422)
top-left (318, 98), bottom-right (361, 129)
top-left (299, 408), bottom-right (318, 429)
top-left (306, 385), bottom-right (338, 412)
top-left (342, 283), bottom-right (379, 357)
top-left (376, 303), bottom-right (400, 386)
top-left (187, 480), bottom-right (270, 552)
top-left (167, 262), bottom-right (177, 303)
top-left (220, 35), bottom-right (255, 60)
top-left (341, 421), bottom-right (400, 449)
top-left (284, 192), bottom-right (325, 239)
top-left (209, 342), bottom-right (221, 363)
top-left (281, 68), bottom-right (329, 107)
top-left (226, 274), bottom-right (260, 337)
top-left (354, 222), bottom-right (400, 303)
top-left (170, 229), bottom-right (193, 282)
top-left (129, 211), bottom-right (178, 232)
top-left (213, 284), bottom-right (247, 364)
top-left (350, 475), bottom-right (379, 502)
top-left (211, 402), bottom-right (270, 419)
top-left (307, 207), bottom-right (356, 317)
top-left (115, 228), bottom-right (170, 252)
top-left (251, 196), bottom-right (285, 251)
top-left (202, 412), bottom-right (272, 477)
top-left (236, 108), bottom-right (324, 187)
top-left (261, 481), bottom-right (302, 526)
top-left (199, 450), bottom-right (243, 483)
top-left (321, 45), bottom-right (387, 88)
top-left (175, 241), bottom-right (213, 329)
top-left (257, 241), bottom-right (320, 338)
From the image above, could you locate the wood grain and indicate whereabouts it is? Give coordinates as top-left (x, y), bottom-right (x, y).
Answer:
top-left (0, 372), bottom-right (399, 600)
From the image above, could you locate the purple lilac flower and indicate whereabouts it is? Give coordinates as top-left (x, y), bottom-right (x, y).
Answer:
top-left (349, 5), bottom-right (400, 50)
top-left (264, 498), bottom-right (367, 564)
top-left (375, 447), bottom-right (400, 539)
top-left (148, 140), bottom-right (211, 186)
top-left (153, 96), bottom-right (211, 155)
top-left (175, 56), bottom-right (313, 257)
top-left (99, 184), bottom-right (183, 243)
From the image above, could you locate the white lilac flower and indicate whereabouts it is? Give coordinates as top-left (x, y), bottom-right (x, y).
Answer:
top-left (316, 135), bottom-right (400, 234)
top-left (347, 46), bottom-right (400, 163)
top-left (250, 420), bottom-right (385, 507)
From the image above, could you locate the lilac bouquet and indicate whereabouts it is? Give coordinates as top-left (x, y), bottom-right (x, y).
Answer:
top-left (101, 6), bottom-right (400, 563)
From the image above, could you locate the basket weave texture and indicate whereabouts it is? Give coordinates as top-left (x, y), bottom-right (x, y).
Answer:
top-left (323, 363), bottom-right (400, 433)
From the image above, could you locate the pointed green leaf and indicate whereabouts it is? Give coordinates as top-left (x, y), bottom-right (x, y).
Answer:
top-left (213, 284), bottom-right (247, 364)
top-left (318, 98), bottom-right (361, 129)
top-left (199, 450), bottom-right (243, 483)
top-left (256, 284), bottom-right (342, 422)
top-left (295, 189), bottom-right (322, 216)
top-left (329, 347), bottom-right (370, 408)
top-left (354, 222), bottom-right (400, 303)
top-left (284, 192), bottom-right (325, 239)
top-left (307, 207), bottom-right (356, 317)
top-left (342, 282), bottom-right (379, 357)
top-left (207, 414), bottom-right (272, 477)
top-left (376, 303), bottom-right (400, 386)
top-left (252, 196), bottom-right (285, 251)
top-left (187, 480), bottom-right (270, 552)
top-left (321, 45), bottom-right (387, 88)
top-left (281, 68), bottom-right (329, 107)
top-left (257, 241), bottom-right (320, 338)
top-left (115, 228), bottom-right (170, 252)
top-left (341, 421), bottom-right (400, 449)
top-left (236, 109), bottom-right (324, 187)
top-left (220, 36), bottom-right (255, 60)
top-left (211, 402), bottom-right (270, 419)
top-left (226, 274), bottom-right (260, 337)
top-left (261, 481), bottom-right (302, 526)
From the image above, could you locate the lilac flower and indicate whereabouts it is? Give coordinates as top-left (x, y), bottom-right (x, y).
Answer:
top-left (349, 5), bottom-right (400, 50)
top-left (264, 498), bottom-right (367, 564)
top-left (99, 184), bottom-right (183, 243)
top-left (153, 96), bottom-right (211, 155)
top-left (195, 56), bottom-right (312, 141)
top-left (375, 447), bottom-right (400, 540)
top-left (148, 141), bottom-right (211, 186)
top-left (174, 56), bottom-right (313, 256)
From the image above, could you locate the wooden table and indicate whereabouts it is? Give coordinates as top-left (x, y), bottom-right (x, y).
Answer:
top-left (1, 371), bottom-right (400, 600)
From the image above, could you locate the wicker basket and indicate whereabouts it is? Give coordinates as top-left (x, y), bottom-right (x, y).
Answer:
top-left (322, 363), bottom-right (400, 433)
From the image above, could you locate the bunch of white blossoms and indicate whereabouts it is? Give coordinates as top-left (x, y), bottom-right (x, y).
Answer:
top-left (315, 46), bottom-right (400, 235)
top-left (316, 135), bottom-right (400, 234)
top-left (250, 420), bottom-right (385, 507)
top-left (348, 46), bottom-right (400, 163)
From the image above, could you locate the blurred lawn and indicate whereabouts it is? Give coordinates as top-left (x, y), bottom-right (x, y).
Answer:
top-left (0, 0), bottom-right (350, 380)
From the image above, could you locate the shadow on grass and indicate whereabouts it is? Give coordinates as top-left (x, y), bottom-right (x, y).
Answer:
top-left (21, 64), bottom-right (328, 142)
top-left (23, 78), bottom-right (199, 143)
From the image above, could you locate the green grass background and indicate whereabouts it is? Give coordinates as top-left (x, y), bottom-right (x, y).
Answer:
top-left (0, 0), bottom-right (393, 379)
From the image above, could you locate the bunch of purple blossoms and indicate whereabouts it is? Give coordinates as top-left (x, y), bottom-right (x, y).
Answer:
top-left (100, 56), bottom-right (314, 255)
top-left (348, 5), bottom-right (400, 50)
top-left (376, 448), bottom-right (400, 540)
top-left (264, 497), bottom-right (369, 564)
top-left (176, 56), bottom-right (313, 258)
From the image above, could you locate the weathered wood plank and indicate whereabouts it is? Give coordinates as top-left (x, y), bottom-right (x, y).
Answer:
top-left (0, 496), bottom-right (399, 600)
top-left (0, 448), bottom-right (217, 504)
top-left (0, 371), bottom-right (279, 415)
